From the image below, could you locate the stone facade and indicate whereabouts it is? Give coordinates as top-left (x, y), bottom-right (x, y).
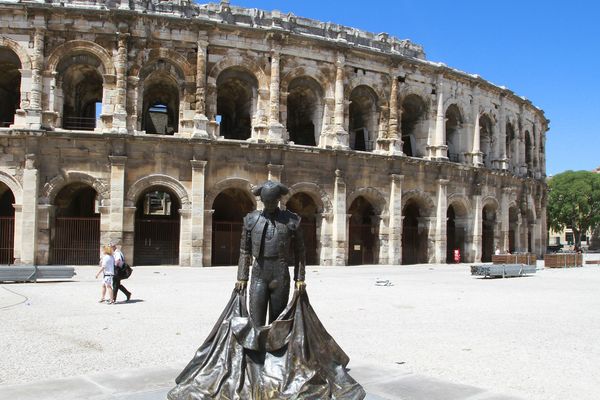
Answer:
top-left (0, 0), bottom-right (548, 266)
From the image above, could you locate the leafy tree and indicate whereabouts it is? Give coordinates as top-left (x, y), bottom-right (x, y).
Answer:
top-left (547, 170), bottom-right (600, 247)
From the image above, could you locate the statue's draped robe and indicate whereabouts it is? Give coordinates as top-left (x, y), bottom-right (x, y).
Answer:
top-left (168, 289), bottom-right (366, 400)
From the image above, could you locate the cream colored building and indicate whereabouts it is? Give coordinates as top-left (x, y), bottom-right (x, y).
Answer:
top-left (0, 0), bottom-right (548, 267)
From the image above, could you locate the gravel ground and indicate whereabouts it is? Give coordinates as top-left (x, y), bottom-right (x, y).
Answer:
top-left (1, 264), bottom-right (599, 400)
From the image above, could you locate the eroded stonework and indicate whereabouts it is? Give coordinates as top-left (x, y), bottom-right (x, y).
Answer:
top-left (0, 0), bottom-right (548, 266)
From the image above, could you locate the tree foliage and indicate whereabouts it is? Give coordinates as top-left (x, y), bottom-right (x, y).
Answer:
top-left (547, 170), bottom-right (600, 246)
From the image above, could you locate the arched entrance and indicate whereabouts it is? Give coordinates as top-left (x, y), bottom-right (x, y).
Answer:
top-left (285, 192), bottom-right (318, 265)
top-left (482, 204), bottom-right (496, 262)
top-left (401, 94), bottom-right (428, 157)
top-left (0, 47), bottom-right (21, 127)
top-left (141, 73), bottom-right (179, 135)
top-left (216, 67), bottom-right (257, 140)
top-left (445, 104), bottom-right (463, 162)
top-left (402, 200), bottom-right (428, 264)
top-left (58, 54), bottom-right (104, 130)
top-left (51, 183), bottom-right (100, 265)
top-left (446, 203), bottom-right (467, 263)
top-left (211, 188), bottom-right (254, 266)
top-left (348, 196), bottom-right (379, 265)
top-left (0, 183), bottom-right (15, 264)
top-left (286, 77), bottom-right (323, 146)
top-left (349, 86), bottom-right (378, 151)
top-left (134, 189), bottom-right (180, 265)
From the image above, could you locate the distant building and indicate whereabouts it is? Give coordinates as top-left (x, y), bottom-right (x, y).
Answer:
top-left (0, 0), bottom-right (548, 266)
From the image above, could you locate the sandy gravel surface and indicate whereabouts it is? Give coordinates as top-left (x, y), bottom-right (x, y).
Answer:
top-left (1, 264), bottom-right (599, 400)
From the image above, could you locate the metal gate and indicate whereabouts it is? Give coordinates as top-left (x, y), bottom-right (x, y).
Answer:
top-left (482, 225), bottom-right (494, 262)
top-left (348, 223), bottom-right (376, 265)
top-left (134, 219), bottom-right (180, 265)
top-left (402, 225), bottom-right (419, 265)
top-left (51, 217), bottom-right (100, 265)
top-left (0, 216), bottom-right (15, 264)
top-left (212, 221), bottom-right (242, 266)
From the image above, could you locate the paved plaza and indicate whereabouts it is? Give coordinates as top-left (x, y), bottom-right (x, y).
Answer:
top-left (1, 263), bottom-right (599, 399)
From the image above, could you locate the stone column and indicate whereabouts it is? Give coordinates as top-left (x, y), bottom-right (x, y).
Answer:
top-left (332, 169), bottom-right (347, 265)
top-left (202, 209), bottom-right (214, 267)
top-left (179, 207), bottom-right (192, 266)
top-left (190, 160), bottom-right (207, 266)
top-left (327, 54), bottom-right (349, 149)
top-left (193, 38), bottom-right (210, 138)
top-left (429, 78), bottom-right (448, 160)
top-left (515, 218), bottom-right (522, 252)
top-left (376, 75), bottom-right (403, 155)
top-left (21, 155), bottom-right (39, 264)
top-left (494, 95), bottom-right (509, 170)
top-left (14, 29), bottom-right (44, 129)
top-left (388, 174), bottom-right (403, 264)
top-left (112, 33), bottom-right (129, 133)
top-left (469, 90), bottom-right (483, 166)
top-left (472, 194), bottom-right (482, 262)
top-left (434, 179), bottom-right (449, 263)
top-left (319, 212), bottom-right (333, 266)
top-left (108, 156), bottom-right (127, 244)
top-left (267, 48), bottom-right (285, 143)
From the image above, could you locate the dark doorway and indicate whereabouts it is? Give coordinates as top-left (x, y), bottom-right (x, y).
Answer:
top-left (212, 188), bottom-right (254, 266)
top-left (0, 184), bottom-right (15, 264)
top-left (60, 59), bottom-right (103, 130)
top-left (446, 205), bottom-right (466, 263)
top-left (482, 205), bottom-right (496, 262)
top-left (286, 192), bottom-right (319, 265)
top-left (508, 207), bottom-right (519, 253)
top-left (134, 189), bottom-right (180, 265)
top-left (402, 201), bottom-right (428, 264)
top-left (142, 74), bottom-right (179, 135)
top-left (51, 184), bottom-right (100, 265)
top-left (348, 196), bottom-right (378, 265)
top-left (349, 86), bottom-right (377, 152)
top-left (401, 94), bottom-right (427, 157)
top-left (0, 47), bottom-right (21, 127)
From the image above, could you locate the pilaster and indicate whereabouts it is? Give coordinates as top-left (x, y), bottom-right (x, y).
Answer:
top-left (112, 33), bottom-right (129, 133)
top-left (20, 155), bottom-right (39, 264)
top-left (332, 169), bottom-right (347, 265)
top-left (190, 160), bottom-right (207, 266)
top-left (193, 37), bottom-right (210, 138)
top-left (472, 195), bottom-right (482, 262)
top-left (428, 78), bottom-right (448, 160)
top-left (267, 163), bottom-right (284, 182)
top-left (434, 179), bottom-right (449, 263)
top-left (388, 174), bottom-right (404, 264)
top-left (469, 91), bottom-right (483, 167)
top-left (267, 47), bottom-right (285, 143)
top-left (108, 155), bottom-right (127, 244)
top-left (501, 187), bottom-right (512, 252)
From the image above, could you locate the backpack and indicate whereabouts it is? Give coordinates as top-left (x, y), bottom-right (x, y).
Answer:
top-left (119, 263), bottom-right (133, 280)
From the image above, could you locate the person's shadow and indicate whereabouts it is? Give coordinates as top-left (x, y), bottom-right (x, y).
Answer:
top-left (116, 299), bottom-right (144, 304)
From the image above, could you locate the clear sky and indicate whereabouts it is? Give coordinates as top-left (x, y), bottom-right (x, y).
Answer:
top-left (224, 0), bottom-right (600, 176)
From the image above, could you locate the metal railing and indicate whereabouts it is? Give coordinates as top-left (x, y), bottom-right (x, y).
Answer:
top-left (0, 216), bottom-right (15, 264)
top-left (63, 116), bottom-right (96, 131)
top-left (51, 217), bottom-right (100, 265)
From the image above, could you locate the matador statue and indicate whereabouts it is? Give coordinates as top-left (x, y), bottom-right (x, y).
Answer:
top-left (168, 181), bottom-right (365, 400)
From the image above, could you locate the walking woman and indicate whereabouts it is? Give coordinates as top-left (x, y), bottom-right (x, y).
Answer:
top-left (96, 245), bottom-right (115, 304)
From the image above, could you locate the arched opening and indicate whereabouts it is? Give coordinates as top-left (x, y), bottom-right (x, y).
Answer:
top-left (59, 54), bottom-right (103, 130)
top-left (445, 104), bottom-right (463, 162)
top-left (0, 183), bottom-right (15, 264)
top-left (479, 115), bottom-right (494, 168)
top-left (446, 203), bottom-right (468, 263)
top-left (216, 67), bottom-right (257, 140)
top-left (402, 200), bottom-right (428, 264)
top-left (349, 86), bottom-right (378, 151)
top-left (525, 130), bottom-right (532, 175)
top-left (0, 47), bottom-right (21, 127)
top-left (142, 71), bottom-right (179, 135)
top-left (348, 196), bottom-right (379, 265)
top-left (211, 188), bottom-right (254, 266)
top-left (285, 192), bottom-right (318, 265)
top-left (508, 206), bottom-right (519, 253)
top-left (286, 77), bottom-right (323, 146)
top-left (527, 210), bottom-right (535, 253)
top-left (51, 183), bottom-right (100, 265)
top-left (134, 188), bottom-right (180, 265)
top-left (482, 204), bottom-right (496, 262)
top-left (401, 94), bottom-right (428, 157)
top-left (506, 122), bottom-right (516, 170)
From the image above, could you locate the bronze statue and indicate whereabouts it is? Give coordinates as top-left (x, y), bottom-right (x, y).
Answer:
top-left (168, 181), bottom-right (365, 400)
top-left (235, 181), bottom-right (305, 326)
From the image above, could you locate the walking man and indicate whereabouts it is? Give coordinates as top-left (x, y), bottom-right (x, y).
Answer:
top-left (112, 242), bottom-right (132, 302)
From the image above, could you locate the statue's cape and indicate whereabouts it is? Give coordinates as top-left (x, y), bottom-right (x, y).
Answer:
top-left (168, 289), bottom-right (366, 400)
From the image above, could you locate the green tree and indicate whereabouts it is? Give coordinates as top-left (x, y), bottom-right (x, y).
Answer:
top-left (547, 170), bottom-right (600, 248)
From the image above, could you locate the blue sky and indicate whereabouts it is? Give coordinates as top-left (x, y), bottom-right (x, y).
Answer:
top-left (225, 0), bottom-right (600, 175)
